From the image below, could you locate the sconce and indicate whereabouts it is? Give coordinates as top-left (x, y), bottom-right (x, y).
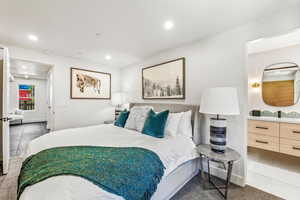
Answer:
top-left (251, 82), bottom-right (260, 88)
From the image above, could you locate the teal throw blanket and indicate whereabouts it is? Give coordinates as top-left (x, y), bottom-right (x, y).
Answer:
top-left (18, 146), bottom-right (165, 200)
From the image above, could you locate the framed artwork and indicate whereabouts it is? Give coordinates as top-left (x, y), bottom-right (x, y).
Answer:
top-left (70, 67), bottom-right (111, 99)
top-left (142, 57), bottom-right (185, 99)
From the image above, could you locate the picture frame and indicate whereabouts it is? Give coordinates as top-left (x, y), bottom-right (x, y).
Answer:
top-left (142, 57), bottom-right (185, 99)
top-left (70, 67), bottom-right (111, 99)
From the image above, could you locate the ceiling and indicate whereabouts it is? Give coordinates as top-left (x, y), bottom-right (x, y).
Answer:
top-left (10, 59), bottom-right (52, 80)
top-left (1, 0), bottom-right (300, 68)
top-left (248, 28), bottom-right (300, 54)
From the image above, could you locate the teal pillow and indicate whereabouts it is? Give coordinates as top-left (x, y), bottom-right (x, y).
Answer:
top-left (114, 110), bottom-right (130, 127)
top-left (142, 109), bottom-right (169, 138)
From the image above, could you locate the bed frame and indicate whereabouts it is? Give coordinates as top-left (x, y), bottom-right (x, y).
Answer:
top-left (129, 103), bottom-right (202, 200)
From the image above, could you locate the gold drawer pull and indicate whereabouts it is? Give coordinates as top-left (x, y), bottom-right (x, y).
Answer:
top-left (255, 140), bottom-right (269, 144)
top-left (255, 126), bottom-right (268, 130)
top-left (293, 146), bottom-right (300, 151)
top-left (292, 131), bottom-right (300, 134)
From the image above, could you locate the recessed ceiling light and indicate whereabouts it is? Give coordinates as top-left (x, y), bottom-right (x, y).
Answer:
top-left (164, 20), bottom-right (174, 30)
top-left (24, 75), bottom-right (29, 79)
top-left (105, 55), bottom-right (112, 60)
top-left (28, 34), bottom-right (38, 41)
top-left (21, 65), bottom-right (27, 69)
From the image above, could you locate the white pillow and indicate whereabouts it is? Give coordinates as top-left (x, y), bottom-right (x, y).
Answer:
top-left (164, 112), bottom-right (184, 137)
top-left (125, 106), bottom-right (153, 132)
top-left (177, 110), bottom-right (193, 138)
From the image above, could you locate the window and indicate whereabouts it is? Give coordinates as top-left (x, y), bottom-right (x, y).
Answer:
top-left (19, 84), bottom-right (35, 110)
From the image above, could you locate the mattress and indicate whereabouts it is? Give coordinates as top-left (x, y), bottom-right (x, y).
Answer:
top-left (20, 124), bottom-right (199, 200)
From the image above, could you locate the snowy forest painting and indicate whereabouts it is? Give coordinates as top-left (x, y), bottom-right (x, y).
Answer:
top-left (142, 58), bottom-right (185, 99)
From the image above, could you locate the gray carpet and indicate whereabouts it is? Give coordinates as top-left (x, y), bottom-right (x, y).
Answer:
top-left (0, 123), bottom-right (282, 200)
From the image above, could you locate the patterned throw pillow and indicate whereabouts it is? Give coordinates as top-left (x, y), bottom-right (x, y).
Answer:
top-left (124, 106), bottom-right (153, 132)
top-left (114, 110), bottom-right (130, 128)
top-left (142, 109), bottom-right (170, 138)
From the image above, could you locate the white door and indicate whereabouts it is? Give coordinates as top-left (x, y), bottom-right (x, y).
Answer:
top-left (0, 46), bottom-right (10, 174)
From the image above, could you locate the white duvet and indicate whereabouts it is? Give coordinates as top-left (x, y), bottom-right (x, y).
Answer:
top-left (20, 124), bottom-right (198, 200)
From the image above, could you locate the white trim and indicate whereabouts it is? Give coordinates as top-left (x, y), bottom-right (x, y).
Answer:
top-left (209, 165), bottom-right (245, 186)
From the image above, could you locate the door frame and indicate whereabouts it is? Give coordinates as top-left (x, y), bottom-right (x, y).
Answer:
top-left (0, 45), bottom-right (10, 174)
top-left (46, 66), bottom-right (55, 131)
top-left (10, 57), bottom-right (55, 130)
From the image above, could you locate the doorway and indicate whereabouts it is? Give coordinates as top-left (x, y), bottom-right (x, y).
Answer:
top-left (246, 29), bottom-right (300, 199)
top-left (8, 58), bottom-right (54, 158)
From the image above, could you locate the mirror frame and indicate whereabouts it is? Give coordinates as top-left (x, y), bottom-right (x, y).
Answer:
top-left (262, 62), bottom-right (300, 107)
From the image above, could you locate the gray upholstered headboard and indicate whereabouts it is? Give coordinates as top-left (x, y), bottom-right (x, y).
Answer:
top-left (129, 103), bottom-right (201, 145)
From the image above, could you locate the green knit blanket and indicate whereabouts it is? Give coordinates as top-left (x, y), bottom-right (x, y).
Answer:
top-left (17, 146), bottom-right (165, 200)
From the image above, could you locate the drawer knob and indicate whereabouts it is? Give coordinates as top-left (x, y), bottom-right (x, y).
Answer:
top-left (255, 126), bottom-right (268, 130)
top-left (292, 131), bottom-right (300, 134)
top-left (255, 140), bottom-right (269, 144)
top-left (293, 146), bottom-right (300, 151)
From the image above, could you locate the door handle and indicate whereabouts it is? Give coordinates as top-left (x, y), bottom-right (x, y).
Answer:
top-left (293, 146), bottom-right (300, 151)
top-left (255, 126), bottom-right (268, 130)
top-left (292, 131), bottom-right (300, 134)
top-left (255, 140), bottom-right (269, 144)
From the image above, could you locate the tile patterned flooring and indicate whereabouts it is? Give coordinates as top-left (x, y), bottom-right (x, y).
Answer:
top-left (10, 122), bottom-right (49, 157)
top-left (0, 123), bottom-right (282, 200)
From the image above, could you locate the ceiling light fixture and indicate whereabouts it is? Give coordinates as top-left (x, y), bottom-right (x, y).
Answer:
top-left (24, 75), bottom-right (29, 79)
top-left (105, 55), bottom-right (112, 60)
top-left (21, 65), bottom-right (27, 69)
top-left (28, 34), bottom-right (38, 41)
top-left (164, 20), bottom-right (174, 30)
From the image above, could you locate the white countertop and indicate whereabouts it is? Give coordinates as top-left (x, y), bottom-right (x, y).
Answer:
top-left (248, 116), bottom-right (300, 124)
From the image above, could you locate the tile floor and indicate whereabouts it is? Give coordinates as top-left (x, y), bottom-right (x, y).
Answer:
top-left (248, 147), bottom-right (300, 174)
top-left (10, 122), bottom-right (49, 157)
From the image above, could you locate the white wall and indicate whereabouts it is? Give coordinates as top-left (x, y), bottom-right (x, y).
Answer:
top-left (10, 77), bottom-right (47, 123)
top-left (7, 47), bottom-right (120, 130)
top-left (120, 6), bottom-right (300, 185)
top-left (248, 44), bottom-right (300, 112)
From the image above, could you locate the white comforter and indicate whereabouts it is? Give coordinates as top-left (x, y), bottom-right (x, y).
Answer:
top-left (20, 124), bottom-right (198, 200)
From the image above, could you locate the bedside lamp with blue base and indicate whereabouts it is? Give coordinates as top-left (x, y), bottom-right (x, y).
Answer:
top-left (200, 87), bottom-right (240, 153)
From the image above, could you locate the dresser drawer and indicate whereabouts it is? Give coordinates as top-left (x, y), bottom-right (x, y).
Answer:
top-left (280, 138), bottom-right (300, 157)
top-left (280, 123), bottom-right (300, 141)
top-left (248, 120), bottom-right (279, 137)
top-left (248, 133), bottom-right (279, 152)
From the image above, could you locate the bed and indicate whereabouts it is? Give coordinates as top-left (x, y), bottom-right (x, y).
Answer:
top-left (19, 103), bottom-right (201, 200)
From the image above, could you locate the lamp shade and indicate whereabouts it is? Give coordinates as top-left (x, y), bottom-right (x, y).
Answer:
top-left (111, 92), bottom-right (125, 106)
top-left (200, 87), bottom-right (240, 115)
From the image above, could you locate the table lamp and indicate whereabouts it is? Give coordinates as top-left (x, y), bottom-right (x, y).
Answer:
top-left (111, 92), bottom-right (126, 120)
top-left (200, 87), bottom-right (240, 153)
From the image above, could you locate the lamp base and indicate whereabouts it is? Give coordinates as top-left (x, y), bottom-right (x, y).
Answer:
top-left (210, 117), bottom-right (227, 153)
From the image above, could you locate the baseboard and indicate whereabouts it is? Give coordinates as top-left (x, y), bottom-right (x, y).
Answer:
top-left (209, 165), bottom-right (245, 186)
top-left (23, 120), bottom-right (47, 124)
top-left (10, 120), bottom-right (47, 125)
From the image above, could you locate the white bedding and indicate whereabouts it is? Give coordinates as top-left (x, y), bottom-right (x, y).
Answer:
top-left (20, 124), bottom-right (198, 200)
